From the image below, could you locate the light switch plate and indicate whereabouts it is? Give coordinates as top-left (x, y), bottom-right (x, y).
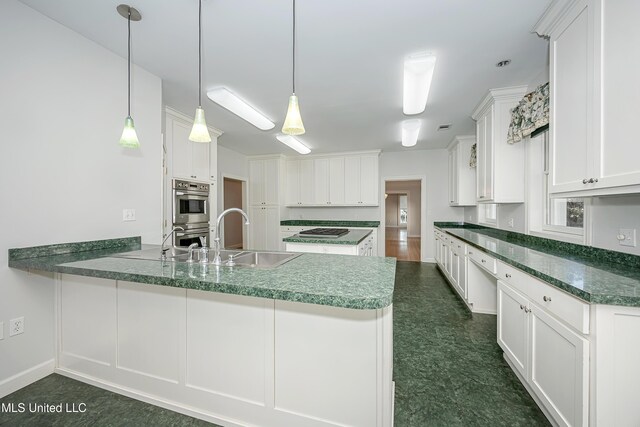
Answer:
top-left (619, 229), bottom-right (637, 247)
top-left (122, 209), bottom-right (136, 222)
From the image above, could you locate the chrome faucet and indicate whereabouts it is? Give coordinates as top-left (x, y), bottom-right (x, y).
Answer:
top-left (212, 208), bottom-right (250, 265)
top-left (186, 243), bottom-right (199, 263)
top-left (160, 226), bottom-right (184, 261)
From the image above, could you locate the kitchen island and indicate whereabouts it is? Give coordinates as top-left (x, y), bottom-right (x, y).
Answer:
top-left (9, 237), bottom-right (395, 427)
top-left (284, 229), bottom-right (375, 256)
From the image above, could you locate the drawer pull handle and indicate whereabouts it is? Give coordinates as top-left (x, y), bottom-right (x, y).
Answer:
top-left (458, 245), bottom-right (461, 248)
top-left (519, 304), bottom-right (524, 310)
top-left (468, 251), bottom-right (473, 255)
top-left (524, 307), bottom-right (531, 313)
top-left (481, 259), bottom-right (486, 263)
top-left (505, 273), bottom-right (511, 278)
top-left (454, 254), bottom-right (458, 257)
top-left (543, 296), bottom-right (552, 302)
top-left (583, 178), bottom-right (588, 184)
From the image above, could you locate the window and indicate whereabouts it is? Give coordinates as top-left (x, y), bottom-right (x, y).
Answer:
top-left (479, 203), bottom-right (497, 225)
top-left (528, 131), bottom-right (586, 241)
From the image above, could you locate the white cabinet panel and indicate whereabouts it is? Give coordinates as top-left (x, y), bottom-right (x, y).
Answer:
top-left (299, 159), bottom-right (315, 205)
top-left (191, 140), bottom-right (210, 182)
top-left (530, 305), bottom-right (588, 427)
top-left (263, 158), bottom-right (280, 206)
top-left (497, 281), bottom-right (529, 379)
top-left (248, 206), bottom-right (280, 251)
top-left (551, 4), bottom-right (590, 191)
top-left (344, 156), bottom-right (361, 205)
top-left (60, 275), bottom-right (116, 366)
top-left (448, 136), bottom-right (476, 206)
top-left (249, 160), bottom-right (265, 206)
top-left (265, 206), bottom-right (281, 251)
top-left (186, 290), bottom-right (268, 404)
top-left (329, 157), bottom-right (345, 204)
top-left (274, 300), bottom-right (379, 427)
top-left (313, 158), bottom-right (330, 205)
top-left (116, 281), bottom-right (184, 383)
top-left (285, 160), bottom-right (300, 206)
top-left (360, 155), bottom-right (378, 205)
top-left (171, 119), bottom-right (192, 180)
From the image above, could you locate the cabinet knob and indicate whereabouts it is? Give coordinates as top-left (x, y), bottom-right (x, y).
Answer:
top-left (588, 178), bottom-right (595, 184)
top-left (519, 304), bottom-right (524, 310)
top-left (593, 178), bottom-right (598, 183)
top-left (543, 296), bottom-right (552, 302)
top-left (454, 253), bottom-right (458, 257)
top-left (468, 251), bottom-right (473, 255)
top-left (505, 273), bottom-right (511, 278)
top-left (481, 259), bottom-right (486, 263)
top-left (583, 179), bottom-right (589, 184)
top-left (524, 307), bottom-right (531, 313)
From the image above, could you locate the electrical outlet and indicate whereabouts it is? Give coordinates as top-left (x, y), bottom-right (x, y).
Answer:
top-left (617, 229), bottom-right (637, 247)
top-left (9, 317), bottom-right (24, 336)
top-left (122, 209), bottom-right (136, 222)
top-left (0, 321), bottom-right (4, 340)
top-left (508, 218), bottom-right (515, 228)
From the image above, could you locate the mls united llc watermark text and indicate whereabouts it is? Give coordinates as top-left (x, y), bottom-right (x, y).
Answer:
top-left (2, 402), bottom-right (87, 414)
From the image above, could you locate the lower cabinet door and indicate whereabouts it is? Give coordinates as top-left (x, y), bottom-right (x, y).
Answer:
top-left (248, 207), bottom-right (266, 250)
top-left (497, 281), bottom-right (529, 379)
top-left (529, 305), bottom-right (589, 427)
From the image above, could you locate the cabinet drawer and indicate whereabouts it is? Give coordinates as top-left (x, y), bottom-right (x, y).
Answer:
top-left (498, 262), bottom-right (590, 334)
top-left (467, 248), bottom-right (497, 275)
top-left (448, 237), bottom-right (465, 253)
top-left (528, 278), bottom-right (589, 335)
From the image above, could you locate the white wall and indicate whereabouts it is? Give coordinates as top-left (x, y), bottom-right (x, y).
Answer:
top-left (217, 145), bottom-right (248, 215)
top-left (380, 150), bottom-right (465, 261)
top-left (591, 195), bottom-right (640, 256)
top-left (0, 0), bottom-right (162, 393)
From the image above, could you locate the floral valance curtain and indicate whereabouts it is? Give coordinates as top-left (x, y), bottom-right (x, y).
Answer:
top-left (469, 143), bottom-right (477, 168)
top-left (507, 82), bottom-right (549, 144)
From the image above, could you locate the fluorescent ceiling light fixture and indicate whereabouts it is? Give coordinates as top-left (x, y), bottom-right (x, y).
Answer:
top-left (276, 134), bottom-right (311, 154)
top-left (207, 87), bottom-right (275, 130)
top-left (403, 52), bottom-right (437, 115)
top-left (401, 119), bottom-right (422, 147)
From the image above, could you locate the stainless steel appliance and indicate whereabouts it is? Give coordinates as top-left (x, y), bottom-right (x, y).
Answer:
top-left (298, 228), bottom-right (349, 238)
top-left (173, 179), bottom-right (210, 225)
top-left (173, 223), bottom-right (210, 248)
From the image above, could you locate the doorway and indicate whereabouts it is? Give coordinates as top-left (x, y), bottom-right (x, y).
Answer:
top-left (222, 177), bottom-right (246, 249)
top-left (384, 180), bottom-right (421, 261)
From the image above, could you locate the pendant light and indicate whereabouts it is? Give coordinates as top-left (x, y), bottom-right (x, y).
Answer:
top-left (189, 0), bottom-right (212, 143)
top-left (117, 4), bottom-right (142, 148)
top-left (282, 0), bottom-right (305, 135)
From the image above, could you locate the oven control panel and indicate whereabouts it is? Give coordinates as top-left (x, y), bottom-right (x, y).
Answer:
top-left (173, 179), bottom-right (209, 193)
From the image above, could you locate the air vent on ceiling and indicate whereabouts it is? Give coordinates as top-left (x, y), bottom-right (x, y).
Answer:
top-left (437, 124), bottom-right (452, 131)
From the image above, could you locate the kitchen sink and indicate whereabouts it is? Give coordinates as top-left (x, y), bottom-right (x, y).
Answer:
top-left (231, 251), bottom-right (301, 268)
top-left (111, 247), bottom-right (300, 268)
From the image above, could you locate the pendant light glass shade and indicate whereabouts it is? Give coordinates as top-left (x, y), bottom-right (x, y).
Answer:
top-left (120, 116), bottom-right (140, 148)
top-left (117, 5), bottom-right (142, 149)
top-left (189, 107), bottom-right (212, 142)
top-left (189, 0), bottom-right (211, 143)
top-left (282, 94), bottom-right (305, 135)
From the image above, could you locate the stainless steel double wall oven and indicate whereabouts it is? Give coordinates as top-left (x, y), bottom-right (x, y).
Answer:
top-left (172, 179), bottom-right (210, 247)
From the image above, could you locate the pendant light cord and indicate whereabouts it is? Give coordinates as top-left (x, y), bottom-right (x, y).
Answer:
top-left (127, 9), bottom-right (131, 117)
top-left (292, 0), bottom-right (296, 94)
top-left (198, 0), bottom-right (202, 107)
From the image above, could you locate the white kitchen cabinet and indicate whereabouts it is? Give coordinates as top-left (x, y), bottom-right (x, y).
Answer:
top-left (166, 108), bottom-right (220, 183)
top-left (536, 0), bottom-right (640, 197)
top-left (329, 157), bottom-right (346, 205)
top-left (447, 136), bottom-right (477, 206)
top-left (497, 265), bottom-right (590, 427)
top-left (313, 158), bottom-right (330, 205)
top-left (249, 158), bottom-right (281, 206)
top-left (472, 87), bottom-right (528, 203)
top-left (285, 159), bottom-right (314, 206)
top-left (345, 154), bottom-right (379, 206)
top-left (248, 206), bottom-right (280, 251)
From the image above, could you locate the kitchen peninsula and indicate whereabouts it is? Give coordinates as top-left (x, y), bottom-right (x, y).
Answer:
top-left (8, 237), bottom-right (396, 427)
top-left (284, 228), bottom-right (375, 256)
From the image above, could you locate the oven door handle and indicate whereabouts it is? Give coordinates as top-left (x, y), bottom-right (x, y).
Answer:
top-left (175, 193), bottom-right (209, 201)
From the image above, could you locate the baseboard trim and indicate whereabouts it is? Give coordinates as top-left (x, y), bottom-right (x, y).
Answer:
top-left (0, 359), bottom-right (55, 398)
top-left (55, 368), bottom-right (246, 427)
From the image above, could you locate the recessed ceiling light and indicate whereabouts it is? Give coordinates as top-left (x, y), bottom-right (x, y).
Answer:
top-left (207, 87), bottom-right (275, 130)
top-left (276, 134), bottom-right (311, 154)
top-left (437, 124), bottom-right (452, 131)
top-left (401, 119), bottom-right (422, 147)
top-left (496, 59), bottom-right (511, 68)
top-left (403, 52), bottom-right (437, 115)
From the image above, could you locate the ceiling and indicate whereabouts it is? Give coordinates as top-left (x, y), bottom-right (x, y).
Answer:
top-left (20, 0), bottom-right (551, 155)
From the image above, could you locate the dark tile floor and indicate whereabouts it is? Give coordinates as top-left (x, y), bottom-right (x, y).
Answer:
top-left (1, 261), bottom-right (549, 426)
top-left (393, 261), bottom-right (550, 426)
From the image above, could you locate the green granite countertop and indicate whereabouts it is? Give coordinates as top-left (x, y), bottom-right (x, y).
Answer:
top-left (280, 220), bottom-right (380, 228)
top-left (434, 225), bottom-right (640, 307)
top-left (9, 237), bottom-right (395, 310)
top-left (283, 229), bottom-right (372, 245)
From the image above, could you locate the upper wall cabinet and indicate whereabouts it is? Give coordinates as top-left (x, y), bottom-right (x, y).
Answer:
top-left (536, 0), bottom-right (640, 197)
top-left (166, 107), bottom-right (221, 183)
top-left (249, 157), bottom-right (284, 206)
top-left (472, 87), bottom-right (528, 203)
top-left (285, 152), bottom-right (380, 207)
top-left (448, 136), bottom-right (477, 206)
